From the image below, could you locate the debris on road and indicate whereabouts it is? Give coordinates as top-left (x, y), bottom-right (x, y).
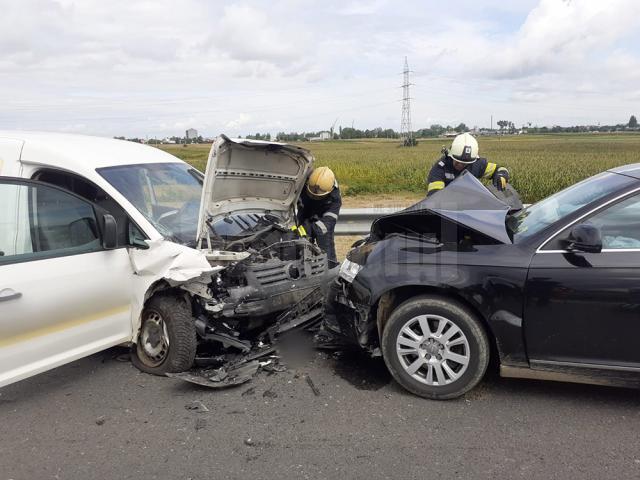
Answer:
top-left (95, 416), bottom-right (106, 426)
top-left (184, 400), bottom-right (210, 412)
top-left (170, 361), bottom-right (261, 388)
top-left (241, 387), bottom-right (256, 397)
top-left (304, 375), bottom-right (321, 396)
top-left (262, 386), bottom-right (278, 399)
top-left (169, 287), bottom-right (327, 389)
top-left (194, 418), bottom-right (207, 431)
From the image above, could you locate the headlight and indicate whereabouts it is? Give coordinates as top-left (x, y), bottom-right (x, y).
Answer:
top-left (339, 259), bottom-right (363, 283)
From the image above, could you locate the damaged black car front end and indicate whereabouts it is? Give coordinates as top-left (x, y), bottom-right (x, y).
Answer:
top-left (323, 172), bottom-right (518, 355)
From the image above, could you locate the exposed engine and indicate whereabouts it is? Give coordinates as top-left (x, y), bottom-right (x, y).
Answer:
top-left (186, 214), bottom-right (331, 370)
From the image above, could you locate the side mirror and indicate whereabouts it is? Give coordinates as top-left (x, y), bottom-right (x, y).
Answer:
top-left (102, 214), bottom-right (118, 249)
top-left (128, 222), bottom-right (149, 249)
top-left (562, 223), bottom-right (602, 253)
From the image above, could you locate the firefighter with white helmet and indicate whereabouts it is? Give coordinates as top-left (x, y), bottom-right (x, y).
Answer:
top-left (426, 132), bottom-right (510, 196)
top-left (296, 166), bottom-right (342, 262)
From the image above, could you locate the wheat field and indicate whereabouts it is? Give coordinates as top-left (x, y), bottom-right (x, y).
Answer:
top-left (159, 134), bottom-right (640, 204)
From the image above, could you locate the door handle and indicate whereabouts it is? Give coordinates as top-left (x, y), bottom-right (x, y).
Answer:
top-left (0, 288), bottom-right (22, 302)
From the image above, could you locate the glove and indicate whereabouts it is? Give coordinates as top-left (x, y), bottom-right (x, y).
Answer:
top-left (493, 168), bottom-right (510, 191)
top-left (290, 224), bottom-right (308, 237)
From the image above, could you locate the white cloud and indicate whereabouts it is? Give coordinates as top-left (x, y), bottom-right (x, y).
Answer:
top-left (338, 0), bottom-right (387, 16)
top-left (0, 0), bottom-right (638, 136)
top-left (225, 113), bottom-right (252, 130)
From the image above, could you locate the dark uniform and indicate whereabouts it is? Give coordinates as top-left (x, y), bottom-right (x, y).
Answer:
top-left (297, 186), bottom-right (342, 262)
top-left (426, 155), bottom-right (508, 196)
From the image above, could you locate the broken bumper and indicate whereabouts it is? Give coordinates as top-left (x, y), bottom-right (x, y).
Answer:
top-left (320, 276), bottom-right (380, 355)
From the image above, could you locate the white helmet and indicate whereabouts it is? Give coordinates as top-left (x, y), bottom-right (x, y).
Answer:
top-left (449, 133), bottom-right (479, 164)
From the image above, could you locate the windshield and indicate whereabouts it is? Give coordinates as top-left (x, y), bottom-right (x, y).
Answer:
top-left (509, 172), bottom-right (634, 243)
top-left (98, 163), bottom-right (202, 245)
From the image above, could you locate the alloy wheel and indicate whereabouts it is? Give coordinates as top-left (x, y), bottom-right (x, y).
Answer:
top-left (395, 314), bottom-right (470, 386)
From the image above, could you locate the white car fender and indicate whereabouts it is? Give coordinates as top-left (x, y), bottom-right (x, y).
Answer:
top-left (127, 240), bottom-right (224, 341)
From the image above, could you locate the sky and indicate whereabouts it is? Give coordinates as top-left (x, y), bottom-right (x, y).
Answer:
top-left (1, 0), bottom-right (639, 138)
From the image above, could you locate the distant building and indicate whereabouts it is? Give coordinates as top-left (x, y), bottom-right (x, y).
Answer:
top-left (185, 128), bottom-right (198, 139)
top-left (309, 131), bottom-right (332, 141)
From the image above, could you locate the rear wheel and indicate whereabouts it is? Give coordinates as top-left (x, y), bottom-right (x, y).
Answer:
top-left (131, 295), bottom-right (197, 375)
top-left (381, 295), bottom-right (489, 400)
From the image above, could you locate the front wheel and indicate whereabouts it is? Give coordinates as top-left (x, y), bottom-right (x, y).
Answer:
top-left (131, 295), bottom-right (197, 375)
top-left (381, 295), bottom-right (489, 400)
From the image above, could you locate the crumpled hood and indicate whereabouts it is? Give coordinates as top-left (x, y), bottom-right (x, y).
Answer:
top-left (197, 135), bottom-right (314, 244)
top-left (372, 172), bottom-right (513, 244)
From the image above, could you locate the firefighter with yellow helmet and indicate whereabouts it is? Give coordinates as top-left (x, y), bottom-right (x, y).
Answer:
top-left (296, 166), bottom-right (342, 262)
top-left (426, 132), bottom-right (510, 196)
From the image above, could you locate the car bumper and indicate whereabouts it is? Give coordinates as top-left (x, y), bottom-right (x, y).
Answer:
top-left (320, 277), bottom-right (381, 356)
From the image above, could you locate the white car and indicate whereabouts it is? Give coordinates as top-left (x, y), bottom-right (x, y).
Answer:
top-left (0, 132), bottom-right (332, 388)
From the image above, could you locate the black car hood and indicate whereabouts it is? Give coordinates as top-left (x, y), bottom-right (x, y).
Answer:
top-left (372, 172), bottom-right (513, 244)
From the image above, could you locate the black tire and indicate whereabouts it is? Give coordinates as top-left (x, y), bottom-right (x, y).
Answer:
top-left (381, 295), bottom-right (489, 400)
top-left (131, 295), bottom-right (197, 376)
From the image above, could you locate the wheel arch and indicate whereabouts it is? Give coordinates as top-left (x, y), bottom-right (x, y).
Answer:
top-left (132, 280), bottom-right (192, 342)
top-left (374, 285), bottom-right (500, 366)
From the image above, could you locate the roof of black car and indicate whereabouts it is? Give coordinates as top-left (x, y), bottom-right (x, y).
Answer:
top-left (609, 163), bottom-right (640, 179)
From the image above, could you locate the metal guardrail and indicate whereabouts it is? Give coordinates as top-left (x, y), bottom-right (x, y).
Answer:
top-left (335, 205), bottom-right (531, 236)
top-left (335, 207), bottom-right (400, 236)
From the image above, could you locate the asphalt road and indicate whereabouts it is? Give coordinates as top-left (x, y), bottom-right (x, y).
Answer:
top-left (2, 344), bottom-right (640, 480)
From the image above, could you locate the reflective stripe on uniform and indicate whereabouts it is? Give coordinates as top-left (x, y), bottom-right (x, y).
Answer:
top-left (324, 212), bottom-right (339, 220)
top-left (483, 162), bottom-right (497, 179)
top-left (315, 220), bottom-right (328, 234)
top-left (497, 166), bottom-right (509, 174)
top-left (444, 172), bottom-right (455, 180)
top-left (427, 181), bottom-right (445, 192)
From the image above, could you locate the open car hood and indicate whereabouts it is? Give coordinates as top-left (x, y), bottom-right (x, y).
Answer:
top-left (197, 135), bottom-right (314, 245)
top-left (372, 172), bottom-right (514, 244)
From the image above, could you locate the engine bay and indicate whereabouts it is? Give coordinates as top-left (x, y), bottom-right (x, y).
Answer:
top-left (177, 213), bottom-right (332, 385)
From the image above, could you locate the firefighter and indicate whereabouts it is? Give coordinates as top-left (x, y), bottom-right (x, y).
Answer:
top-left (296, 166), bottom-right (342, 262)
top-left (426, 132), bottom-right (510, 196)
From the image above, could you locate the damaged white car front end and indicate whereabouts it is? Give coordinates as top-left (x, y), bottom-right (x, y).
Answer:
top-left (0, 132), bottom-right (334, 389)
top-left (122, 136), bottom-right (334, 384)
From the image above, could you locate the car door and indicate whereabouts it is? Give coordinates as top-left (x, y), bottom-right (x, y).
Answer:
top-left (524, 191), bottom-right (640, 368)
top-left (0, 178), bottom-right (134, 388)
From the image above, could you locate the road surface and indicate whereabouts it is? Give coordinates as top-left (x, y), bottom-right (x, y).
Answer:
top-left (1, 345), bottom-right (639, 479)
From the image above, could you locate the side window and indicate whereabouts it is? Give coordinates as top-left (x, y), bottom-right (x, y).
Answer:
top-left (34, 169), bottom-right (143, 247)
top-left (584, 194), bottom-right (640, 249)
top-left (0, 181), bottom-right (101, 264)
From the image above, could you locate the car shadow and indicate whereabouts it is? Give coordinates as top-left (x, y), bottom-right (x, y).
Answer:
top-left (330, 350), bottom-right (392, 391)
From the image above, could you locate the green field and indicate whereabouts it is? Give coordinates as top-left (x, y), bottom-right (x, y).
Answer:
top-left (158, 134), bottom-right (640, 204)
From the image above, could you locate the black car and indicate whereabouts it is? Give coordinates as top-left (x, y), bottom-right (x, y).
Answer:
top-left (324, 167), bottom-right (640, 399)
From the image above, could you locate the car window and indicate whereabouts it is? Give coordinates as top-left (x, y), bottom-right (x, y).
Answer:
top-left (98, 163), bottom-right (202, 246)
top-left (34, 169), bottom-right (144, 248)
top-left (510, 172), bottom-right (635, 243)
top-left (585, 194), bottom-right (640, 249)
top-left (0, 181), bottom-right (101, 264)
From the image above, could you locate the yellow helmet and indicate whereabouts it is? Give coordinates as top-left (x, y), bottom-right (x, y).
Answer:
top-left (306, 166), bottom-right (336, 199)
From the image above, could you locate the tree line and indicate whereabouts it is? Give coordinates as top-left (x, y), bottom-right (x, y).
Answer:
top-left (116, 115), bottom-right (638, 144)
